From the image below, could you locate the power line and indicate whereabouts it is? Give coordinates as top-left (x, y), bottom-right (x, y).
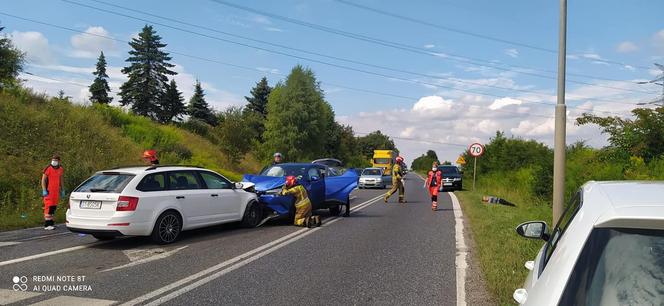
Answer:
top-left (72, 0), bottom-right (655, 104)
top-left (208, 0), bottom-right (656, 94)
top-left (54, 2), bottom-right (654, 110)
top-left (332, 0), bottom-right (653, 71)
top-left (23, 71), bottom-right (89, 87)
top-left (0, 11), bottom-right (635, 117)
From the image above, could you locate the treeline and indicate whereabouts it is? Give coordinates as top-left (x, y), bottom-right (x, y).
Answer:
top-left (460, 103), bottom-right (664, 203)
top-left (410, 150), bottom-right (450, 171)
top-left (1, 24), bottom-right (398, 167)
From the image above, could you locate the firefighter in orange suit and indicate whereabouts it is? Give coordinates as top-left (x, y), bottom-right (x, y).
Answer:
top-left (41, 154), bottom-right (65, 230)
top-left (280, 176), bottom-right (321, 227)
top-left (426, 161), bottom-right (443, 211)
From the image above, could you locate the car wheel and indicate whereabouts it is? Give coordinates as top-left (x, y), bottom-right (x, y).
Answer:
top-left (91, 234), bottom-right (114, 241)
top-left (241, 201), bottom-right (263, 228)
top-left (151, 211), bottom-right (182, 244)
top-left (329, 205), bottom-right (341, 216)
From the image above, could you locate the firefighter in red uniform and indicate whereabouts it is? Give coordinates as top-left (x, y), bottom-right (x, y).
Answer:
top-left (41, 154), bottom-right (65, 230)
top-left (425, 161), bottom-right (443, 211)
top-left (142, 150), bottom-right (160, 165)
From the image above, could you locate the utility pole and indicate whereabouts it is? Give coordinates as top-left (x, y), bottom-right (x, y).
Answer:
top-left (553, 0), bottom-right (568, 225)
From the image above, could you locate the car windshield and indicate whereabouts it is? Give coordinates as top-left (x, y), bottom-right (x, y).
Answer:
top-left (75, 173), bottom-right (135, 193)
top-left (373, 158), bottom-right (391, 164)
top-left (261, 165), bottom-right (308, 178)
top-left (559, 228), bottom-right (664, 305)
top-left (438, 167), bottom-right (459, 174)
top-left (362, 169), bottom-right (382, 176)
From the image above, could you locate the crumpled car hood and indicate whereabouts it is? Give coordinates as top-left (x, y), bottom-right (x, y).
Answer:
top-left (242, 175), bottom-right (286, 191)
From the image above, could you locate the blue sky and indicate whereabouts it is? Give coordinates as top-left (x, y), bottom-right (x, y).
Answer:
top-left (1, 0), bottom-right (663, 163)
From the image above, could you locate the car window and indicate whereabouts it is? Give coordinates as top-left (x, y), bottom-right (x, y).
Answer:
top-left (307, 167), bottom-right (320, 180)
top-left (167, 171), bottom-right (203, 190)
top-left (362, 169), bottom-right (382, 176)
top-left (541, 192), bottom-right (582, 272)
top-left (75, 172), bottom-right (135, 193)
top-left (199, 171), bottom-right (232, 189)
top-left (136, 173), bottom-right (166, 192)
top-left (559, 228), bottom-right (664, 305)
top-left (438, 166), bottom-right (459, 174)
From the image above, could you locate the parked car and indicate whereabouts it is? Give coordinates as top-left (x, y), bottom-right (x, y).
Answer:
top-left (243, 163), bottom-right (358, 218)
top-left (513, 181), bottom-right (664, 305)
top-left (66, 166), bottom-right (260, 244)
top-left (359, 167), bottom-right (387, 189)
top-left (438, 165), bottom-right (462, 191)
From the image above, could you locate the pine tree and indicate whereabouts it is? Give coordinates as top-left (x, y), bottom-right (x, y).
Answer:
top-left (244, 77), bottom-right (271, 117)
top-left (157, 79), bottom-right (185, 123)
top-left (89, 51), bottom-right (112, 104)
top-left (119, 25), bottom-right (176, 120)
top-left (188, 80), bottom-right (217, 125)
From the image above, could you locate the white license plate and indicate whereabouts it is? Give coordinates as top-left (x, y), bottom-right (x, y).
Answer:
top-left (80, 200), bottom-right (102, 209)
top-left (443, 183), bottom-right (453, 186)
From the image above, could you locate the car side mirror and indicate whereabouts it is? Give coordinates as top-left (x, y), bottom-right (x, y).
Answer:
top-left (516, 221), bottom-right (550, 241)
top-left (234, 182), bottom-right (243, 189)
top-left (310, 176), bottom-right (320, 182)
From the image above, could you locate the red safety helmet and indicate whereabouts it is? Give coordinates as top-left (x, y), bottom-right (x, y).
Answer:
top-left (285, 176), bottom-right (297, 188)
top-left (396, 156), bottom-right (404, 163)
top-left (142, 150), bottom-right (158, 162)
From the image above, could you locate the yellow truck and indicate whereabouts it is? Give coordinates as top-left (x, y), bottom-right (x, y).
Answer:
top-left (372, 150), bottom-right (396, 176)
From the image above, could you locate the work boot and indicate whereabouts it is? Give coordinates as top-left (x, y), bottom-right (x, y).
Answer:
top-left (314, 216), bottom-right (322, 227)
top-left (384, 196), bottom-right (388, 203)
top-left (304, 217), bottom-right (311, 228)
top-left (432, 201), bottom-right (438, 211)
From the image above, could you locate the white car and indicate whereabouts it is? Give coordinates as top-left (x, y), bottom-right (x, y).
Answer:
top-left (66, 166), bottom-right (261, 244)
top-left (513, 181), bottom-right (664, 305)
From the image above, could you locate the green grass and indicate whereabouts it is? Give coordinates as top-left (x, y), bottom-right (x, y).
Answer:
top-left (0, 89), bottom-right (257, 230)
top-left (456, 173), bottom-right (551, 306)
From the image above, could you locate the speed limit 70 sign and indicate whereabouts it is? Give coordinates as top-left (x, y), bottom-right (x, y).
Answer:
top-left (469, 143), bottom-right (485, 157)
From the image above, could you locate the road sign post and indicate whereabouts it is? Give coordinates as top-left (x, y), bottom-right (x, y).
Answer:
top-left (469, 143), bottom-right (485, 191)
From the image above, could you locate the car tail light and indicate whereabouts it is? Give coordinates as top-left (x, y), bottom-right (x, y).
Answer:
top-left (116, 196), bottom-right (139, 211)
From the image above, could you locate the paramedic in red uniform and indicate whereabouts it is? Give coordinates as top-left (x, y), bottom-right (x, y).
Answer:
top-left (425, 161), bottom-right (442, 211)
top-left (41, 154), bottom-right (65, 230)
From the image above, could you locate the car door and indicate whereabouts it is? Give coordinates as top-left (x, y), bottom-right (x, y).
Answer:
top-left (166, 171), bottom-right (209, 227)
top-left (198, 171), bottom-right (241, 223)
top-left (305, 166), bottom-right (326, 208)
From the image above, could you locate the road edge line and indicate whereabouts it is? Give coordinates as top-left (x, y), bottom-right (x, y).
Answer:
top-left (449, 192), bottom-right (467, 306)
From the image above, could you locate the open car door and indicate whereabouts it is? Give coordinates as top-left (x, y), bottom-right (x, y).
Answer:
top-left (324, 169), bottom-right (358, 203)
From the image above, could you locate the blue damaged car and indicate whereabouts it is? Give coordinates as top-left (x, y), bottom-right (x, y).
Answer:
top-left (242, 163), bottom-right (358, 220)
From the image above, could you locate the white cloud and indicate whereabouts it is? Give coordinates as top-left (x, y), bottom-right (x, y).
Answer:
top-left (489, 97), bottom-right (522, 110)
top-left (423, 44), bottom-right (435, 49)
top-left (400, 127), bottom-right (415, 137)
top-left (653, 29), bottom-right (664, 51)
top-left (251, 15), bottom-right (271, 25)
top-left (264, 27), bottom-right (284, 32)
top-left (70, 26), bottom-right (117, 59)
top-left (10, 31), bottom-right (54, 64)
top-left (616, 41), bottom-right (638, 53)
top-left (412, 96), bottom-right (454, 114)
top-left (504, 48), bottom-right (519, 58)
top-left (650, 68), bottom-right (662, 77)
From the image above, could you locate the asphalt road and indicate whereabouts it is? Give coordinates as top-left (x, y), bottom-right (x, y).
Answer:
top-left (0, 173), bottom-right (459, 306)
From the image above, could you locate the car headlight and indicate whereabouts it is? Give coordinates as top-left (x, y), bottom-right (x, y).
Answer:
top-left (262, 188), bottom-right (282, 195)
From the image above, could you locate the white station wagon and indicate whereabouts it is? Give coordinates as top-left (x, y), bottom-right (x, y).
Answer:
top-left (514, 181), bottom-right (664, 305)
top-left (67, 166), bottom-right (261, 244)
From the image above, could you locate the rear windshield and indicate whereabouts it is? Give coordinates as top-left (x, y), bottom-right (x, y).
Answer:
top-left (362, 169), bottom-right (382, 176)
top-left (559, 228), bottom-right (664, 305)
top-left (75, 173), bottom-right (135, 193)
top-left (438, 166), bottom-right (459, 174)
top-left (373, 158), bottom-right (391, 164)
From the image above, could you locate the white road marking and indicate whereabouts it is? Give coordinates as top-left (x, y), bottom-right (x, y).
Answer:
top-left (123, 193), bottom-right (385, 306)
top-left (0, 241), bottom-right (111, 267)
top-left (449, 192), bottom-right (468, 306)
top-left (415, 173), bottom-right (467, 306)
top-left (0, 242), bottom-right (21, 247)
top-left (0, 289), bottom-right (41, 305)
top-left (30, 296), bottom-right (116, 306)
top-left (18, 232), bottom-right (73, 242)
top-left (101, 246), bottom-right (188, 273)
